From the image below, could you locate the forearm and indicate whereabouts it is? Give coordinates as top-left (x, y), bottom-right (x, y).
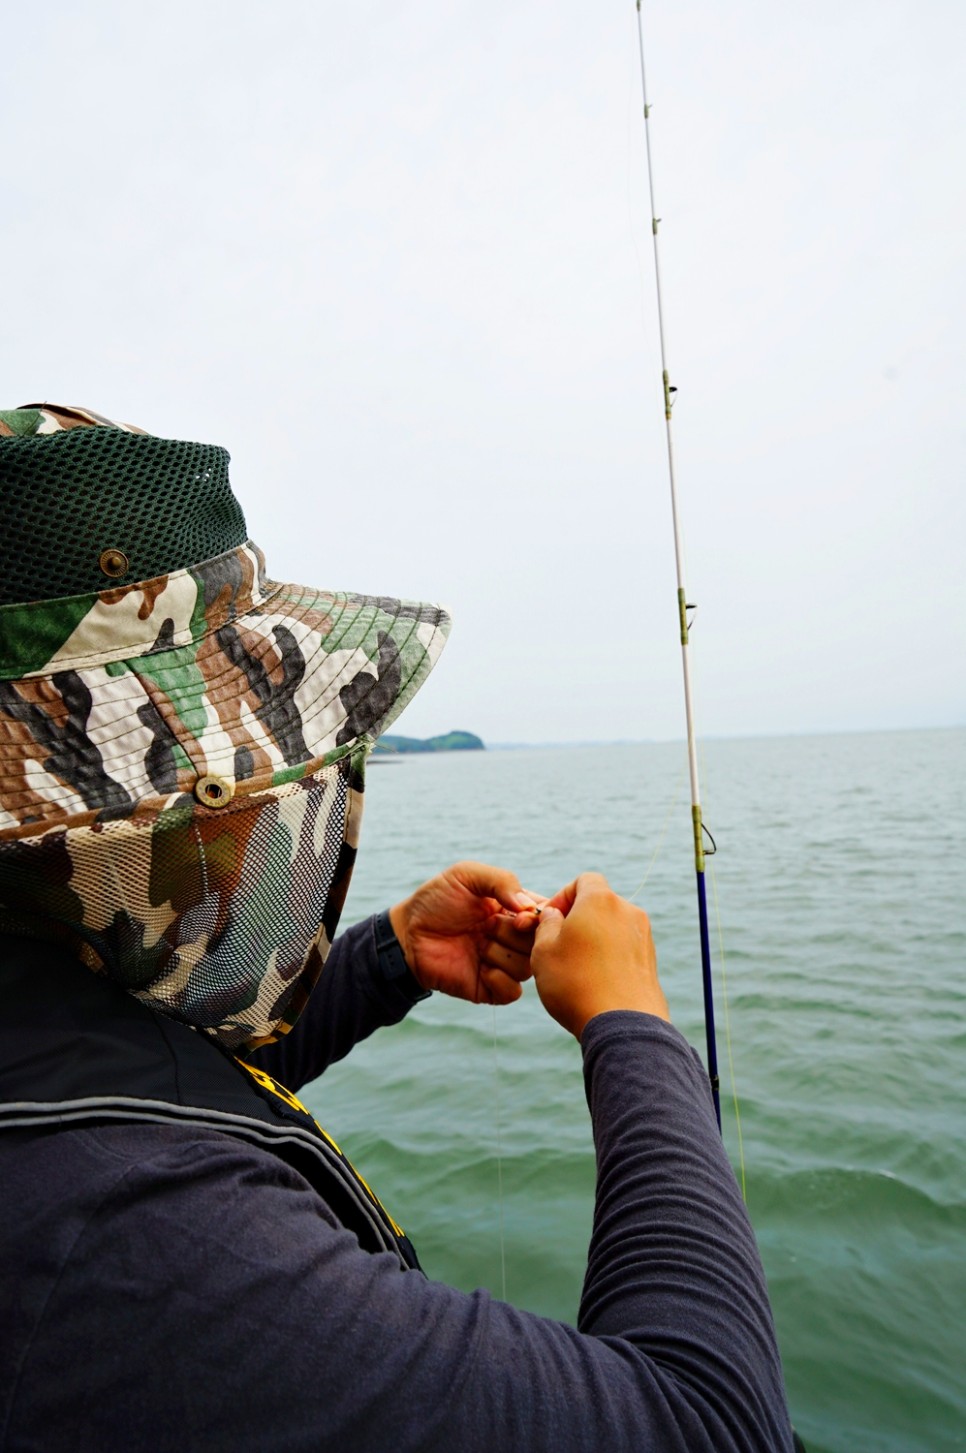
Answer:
top-left (254, 913), bottom-right (793, 1447)
top-left (63, 1011), bottom-right (794, 1452)
top-left (577, 1011), bottom-right (794, 1450)
top-left (231, 1015), bottom-right (791, 1451)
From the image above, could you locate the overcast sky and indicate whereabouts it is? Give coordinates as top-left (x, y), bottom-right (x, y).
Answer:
top-left (4, 1), bottom-right (963, 743)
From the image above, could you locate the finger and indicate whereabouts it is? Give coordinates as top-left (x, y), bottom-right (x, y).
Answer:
top-left (509, 901), bottom-right (546, 933)
top-left (545, 872), bottom-right (611, 916)
top-left (487, 914), bottom-right (538, 953)
top-left (479, 965), bottom-right (524, 1005)
top-left (532, 904), bottom-right (565, 953)
top-left (452, 861), bottom-right (532, 914)
top-left (544, 878), bottom-right (579, 915)
top-left (481, 939), bottom-right (534, 982)
top-left (488, 908), bottom-right (540, 939)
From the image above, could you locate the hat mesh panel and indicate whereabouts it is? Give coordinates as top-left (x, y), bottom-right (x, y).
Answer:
top-left (0, 430), bottom-right (247, 605)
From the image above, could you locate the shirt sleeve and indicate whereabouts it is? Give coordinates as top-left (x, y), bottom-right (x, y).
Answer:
top-left (18, 1012), bottom-right (795, 1453)
top-left (250, 913), bottom-right (425, 1091)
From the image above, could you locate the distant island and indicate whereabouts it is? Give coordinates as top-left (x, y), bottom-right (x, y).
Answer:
top-left (373, 730), bottom-right (485, 756)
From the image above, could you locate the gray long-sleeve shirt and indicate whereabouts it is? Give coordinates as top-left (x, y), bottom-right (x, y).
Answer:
top-left (0, 920), bottom-right (794, 1451)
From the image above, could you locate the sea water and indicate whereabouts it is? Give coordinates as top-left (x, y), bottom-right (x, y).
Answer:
top-left (303, 728), bottom-right (966, 1453)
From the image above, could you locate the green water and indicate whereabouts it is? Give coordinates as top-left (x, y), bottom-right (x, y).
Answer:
top-left (304, 729), bottom-right (966, 1453)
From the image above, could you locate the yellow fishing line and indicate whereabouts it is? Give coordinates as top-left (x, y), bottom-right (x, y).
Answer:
top-left (623, 752), bottom-right (745, 1194)
top-left (708, 858), bottom-right (747, 1202)
top-left (491, 1004), bottom-right (508, 1301)
top-left (624, 771), bottom-right (689, 903)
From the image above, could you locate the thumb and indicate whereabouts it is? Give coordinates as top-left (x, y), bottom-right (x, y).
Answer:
top-left (454, 862), bottom-right (524, 911)
top-left (533, 905), bottom-right (564, 953)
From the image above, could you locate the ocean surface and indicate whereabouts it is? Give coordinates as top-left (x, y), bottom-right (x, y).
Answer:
top-left (302, 728), bottom-right (966, 1453)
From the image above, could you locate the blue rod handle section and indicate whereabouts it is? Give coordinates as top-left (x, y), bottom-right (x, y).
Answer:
top-left (695, 868), bottom-right (721, 1130)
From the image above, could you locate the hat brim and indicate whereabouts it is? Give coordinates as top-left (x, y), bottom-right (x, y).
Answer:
top-left (0, 542), bottom-right (450, 838)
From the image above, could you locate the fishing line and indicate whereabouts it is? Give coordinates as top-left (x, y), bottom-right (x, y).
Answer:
top-left (633, 0), bottom-right (721, 1127)
top-left (708, 858), bottom-right (747, 1200)
top-left (694, 721), bottom-right (744, 1192)
top-left (490, 1004), bottom-right (508, 1301)
top-left (623, 769), bottom-right (689, 904)
top-left (625, 24), bottom-right (655, 343)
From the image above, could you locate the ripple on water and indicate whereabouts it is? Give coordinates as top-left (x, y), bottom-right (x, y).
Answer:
top-left (316, 729), bottom-right (966, 1452)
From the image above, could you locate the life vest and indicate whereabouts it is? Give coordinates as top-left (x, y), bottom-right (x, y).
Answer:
top-left (0, 933), bottom-right (420, 1272)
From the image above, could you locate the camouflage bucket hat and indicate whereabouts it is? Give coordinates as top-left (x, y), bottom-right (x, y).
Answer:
top-left (0, 405), bottom-right (451, 1049)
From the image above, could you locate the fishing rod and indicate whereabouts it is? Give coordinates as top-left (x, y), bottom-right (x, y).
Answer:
top-left (634, 0), bottom-right (721, 1129)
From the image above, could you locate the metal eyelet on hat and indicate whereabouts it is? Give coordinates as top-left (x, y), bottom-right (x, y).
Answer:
top-left (99, 548), bottom-right (129, 579)
top-left (195, 774), bottom-right (235, 808)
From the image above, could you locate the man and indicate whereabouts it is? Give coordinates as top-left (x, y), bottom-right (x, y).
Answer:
top-left (0, 405), bottom-right (795, 1450)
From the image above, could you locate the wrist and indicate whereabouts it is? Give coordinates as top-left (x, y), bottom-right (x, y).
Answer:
top-left (388, 900), bottom-right (413, 966)
top-left (374, 908), bottom-right (431, 1003)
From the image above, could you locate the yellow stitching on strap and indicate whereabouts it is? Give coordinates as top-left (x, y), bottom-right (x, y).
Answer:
top-left (236, 1060), bottom-right (310, 1116)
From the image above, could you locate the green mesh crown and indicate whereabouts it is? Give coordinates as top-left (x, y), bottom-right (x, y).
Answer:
top-left (0, 429), bottom-right (247, 606)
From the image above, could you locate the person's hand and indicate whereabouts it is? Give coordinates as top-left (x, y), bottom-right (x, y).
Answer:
top-left (389, 862), bottom-right (544, 1005)
top-left (531, 872), bottom-right (669, 1039)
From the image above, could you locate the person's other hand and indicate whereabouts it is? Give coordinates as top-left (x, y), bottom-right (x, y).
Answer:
top-left (390, 862), bottom-right (544, 1004)
top-left (531, 872), bottom-right (669, 1039)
